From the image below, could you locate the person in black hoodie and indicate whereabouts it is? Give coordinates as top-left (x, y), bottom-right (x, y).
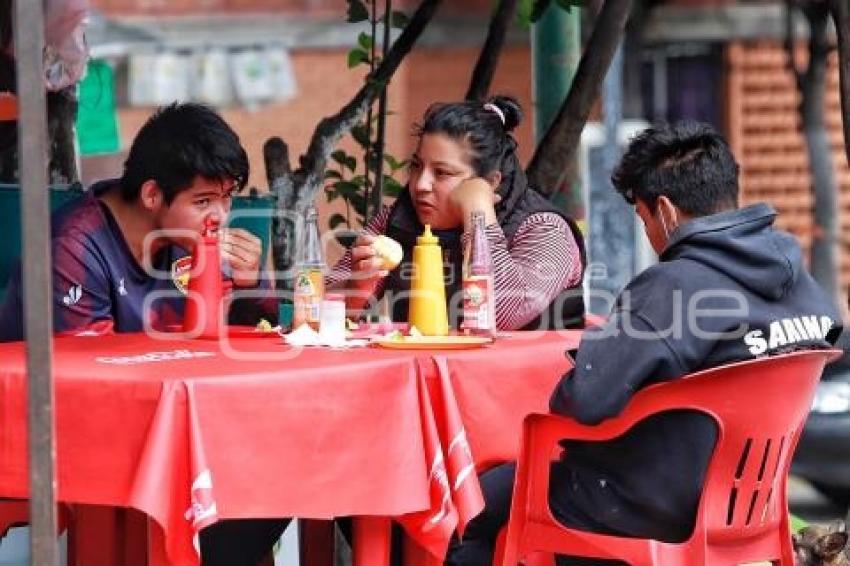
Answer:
top-left (446, 121), bottom-right (842, 565)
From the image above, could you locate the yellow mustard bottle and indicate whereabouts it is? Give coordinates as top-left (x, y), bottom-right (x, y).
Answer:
top-left (408, 224), bottom-right (449, 336)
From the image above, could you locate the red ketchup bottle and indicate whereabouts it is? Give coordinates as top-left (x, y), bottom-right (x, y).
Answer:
top-left (183, 216), bottom-right (224, 338)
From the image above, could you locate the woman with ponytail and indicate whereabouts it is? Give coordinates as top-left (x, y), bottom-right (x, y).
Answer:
top-left (328, 95), bottom-right (586, 330)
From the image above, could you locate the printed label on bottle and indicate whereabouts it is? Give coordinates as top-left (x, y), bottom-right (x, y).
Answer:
top-left (294, 268), bottom-right (324, 329)
top-left (462, 274), bottom-right (494, 331)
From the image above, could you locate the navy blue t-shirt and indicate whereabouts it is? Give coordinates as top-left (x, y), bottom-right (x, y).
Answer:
top-left (0, 181), bottom-right (263, 341)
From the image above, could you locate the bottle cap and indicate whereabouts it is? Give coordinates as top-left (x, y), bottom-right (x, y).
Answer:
top-left (417, 224), bottom-right (439, 245)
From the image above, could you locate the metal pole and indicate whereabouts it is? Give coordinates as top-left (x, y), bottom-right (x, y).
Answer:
top-left (531, 5), bottom-right (581, 217)
top-left (14, 0), bottom-right (58, 563)
top-left (588, 45), bottom-right (634, 315)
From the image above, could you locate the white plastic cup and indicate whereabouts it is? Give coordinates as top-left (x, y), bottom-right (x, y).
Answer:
top-left (319, 293), bottom-right (346, 345)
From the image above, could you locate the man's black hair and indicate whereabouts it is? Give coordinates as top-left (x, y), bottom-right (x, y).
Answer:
top-left (612, 121), bottom-right (739, 216)
top-left (119, 102), bottom-right (249, 204)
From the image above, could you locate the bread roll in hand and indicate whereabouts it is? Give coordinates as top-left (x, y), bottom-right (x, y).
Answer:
top-left (371, 235), bottom-right (403, 271)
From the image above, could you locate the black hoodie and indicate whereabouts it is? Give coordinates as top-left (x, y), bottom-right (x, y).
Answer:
top-left (548, 203), bottom-right (842, 542)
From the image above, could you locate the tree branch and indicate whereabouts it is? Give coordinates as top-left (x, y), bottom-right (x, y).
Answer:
top-left (795, 3), bottom-right (839, 303)
top-left (465, 0), bottom-right (518, 101)
top-left (784, 0), bottom-right (804, 93)
top-left (526, 0), bottom-right (633, 195)
top-left (829, 0), bottom-right (850, 167)
top-left (293, 0), bottom-right (442, 212)
top-left (264, 136), bottom-right (293, 207)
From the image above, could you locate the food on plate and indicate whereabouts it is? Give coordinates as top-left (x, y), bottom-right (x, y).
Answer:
top-left (384, 329), bottom-right (404, 342)
top-left (255, 318), bottom-right (275, 332)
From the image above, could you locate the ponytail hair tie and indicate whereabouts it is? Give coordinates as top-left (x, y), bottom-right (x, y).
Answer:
top-left (483, 103), bottom-right (506, 126)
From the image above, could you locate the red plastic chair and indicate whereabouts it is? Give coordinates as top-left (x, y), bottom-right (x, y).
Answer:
top-left (499, 349), bottom-right (840, 566)
top-left (0, 499), bottom-right (30, 538)
top-left (0, 499), bottom-right (71, 544)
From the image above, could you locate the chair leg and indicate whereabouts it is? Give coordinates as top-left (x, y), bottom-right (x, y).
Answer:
top-left (299, 518), bottom-right (335, 566)
top-left (402, 534), bottom-right (442, 566)
top-left (353, 516), bottom-right (391, 566)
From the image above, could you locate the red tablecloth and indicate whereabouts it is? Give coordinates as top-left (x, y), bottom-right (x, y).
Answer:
top-left (0, 330), bottom-right (577, 564)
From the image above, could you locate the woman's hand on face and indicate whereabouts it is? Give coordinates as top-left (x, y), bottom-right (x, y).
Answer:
top-left (221, 228), bottom-right (263, 288)
top-left (449, 177), bottom-right (500, 229)
top-left (350, 233), bottom-right (390, 284)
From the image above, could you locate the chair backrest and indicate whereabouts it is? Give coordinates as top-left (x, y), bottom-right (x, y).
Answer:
top-left (0, 184), bottom-right (85, 303)
top-left (503, 349), bottom-right (839, 566)
top-left (660, 350), bottom-right (839, 544)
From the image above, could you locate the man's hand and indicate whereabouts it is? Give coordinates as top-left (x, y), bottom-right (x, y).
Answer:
top-left (449, 177), bottom-right (500, 231)
top-left (221, 228), bottom-right (262, 288)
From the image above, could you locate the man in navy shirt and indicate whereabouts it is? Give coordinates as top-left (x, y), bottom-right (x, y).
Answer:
top-left (0, 102), bottom-right (287, 565)
top-left (0, 102), bottom-right (271, 340)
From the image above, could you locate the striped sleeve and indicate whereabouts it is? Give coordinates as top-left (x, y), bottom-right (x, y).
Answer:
top-left (473, 212), bottom-right (582, 330)
top-left (325, 205), bottom-right (392, 294)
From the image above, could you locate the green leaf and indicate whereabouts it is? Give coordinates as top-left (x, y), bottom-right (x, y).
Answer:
top-left (325, 187), bottom-right (340, 202)
top-left (383, 154), bottom-right (399, 170)
top-left (334, 180), bottom-right (361, 197)
top-left (533, 0), bottom-right (554, 21)
top-left (329, 213), bottom-right (348, 229)
top-left (344, 155), bottom-right (357, 172)
top-left (350, 174), bottom-right (367, 187)
top-left (347, 48), bottom-right (370, 68)
top-left (389, 11), bottom-right (409, 29)
top-left (346, 0), bottom-right (369, 23)
top-left (324, 169), bottom-right (342, 181)
top-left (790, 514), bottom-right (808, 533)
top-left (331, 150), bottom-right (357, 171)
top-left (383, 154), bottom-right (408, 171)
top-left (351, 124), bottom-right (372, 148)
top-left (555, 0), bottom-right (584, 11)
top-left (349, 193), bottom-right (368, 216)
top-left (365, 150), bottom-right (381, 171)
top-left (358, 31), bottom-right (374, 50)
top-left (382, 175), bottom-right (404, 198)
top-left (517, 0), bottom-right (534, 27)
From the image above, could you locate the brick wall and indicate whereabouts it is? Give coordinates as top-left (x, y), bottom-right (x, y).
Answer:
top-left (105, 44), bottom-right (534, 187)
top-left (84, 44), bottom-right (534, 264)
top-left (92, 0), bottom-right (489, 16)
top-left (726, 40), bottom-right (849, 299)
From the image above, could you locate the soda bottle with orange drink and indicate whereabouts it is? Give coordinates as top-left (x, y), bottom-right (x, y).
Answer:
top-left (293, 206), bottom-right (325, 330)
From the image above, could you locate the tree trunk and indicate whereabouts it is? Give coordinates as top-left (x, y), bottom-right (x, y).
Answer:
top-left (829, 0), bottom-right (850, 168)
top-left (264, 136), bottom-right (296, 291)
top-left (526, 0), bottom-right (633, 195)
top-left (465, 0), bottom-right (518, 101)
top-left (788, 2), bottom-right (840, 304)
top-left (290, 0), bottom-right (441, 214)
top-left (266, 0), bottom-right (441, 289)
top-left (46, 87), bottom-right (78, 184)
top-left (0, 58), bottom-right (78, 184)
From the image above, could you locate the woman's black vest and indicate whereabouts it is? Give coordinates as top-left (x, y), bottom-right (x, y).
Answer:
top-left (381, 187), bottom-right (586, 330)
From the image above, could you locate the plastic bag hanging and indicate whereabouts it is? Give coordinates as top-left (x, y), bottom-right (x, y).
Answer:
top-left (44, 0), bottom-right (90, 91)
